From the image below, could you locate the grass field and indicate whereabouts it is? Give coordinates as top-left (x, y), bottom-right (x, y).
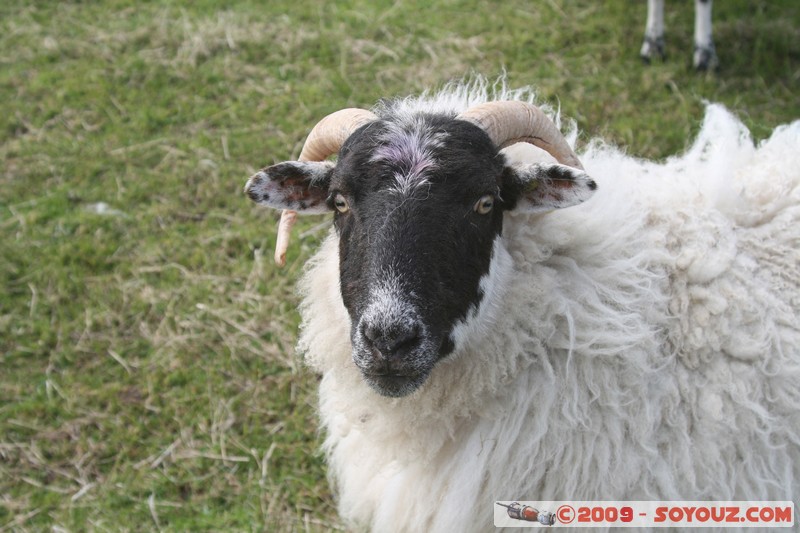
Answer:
top-left (1, 0), bottom-right (798, 530)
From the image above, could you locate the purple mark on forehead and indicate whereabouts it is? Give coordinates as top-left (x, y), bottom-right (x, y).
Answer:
top-left (370, 118), bottom-right (447, 194)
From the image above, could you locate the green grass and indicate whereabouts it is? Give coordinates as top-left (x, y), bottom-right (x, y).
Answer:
top-left (1, 0), bottom-right (797, 530)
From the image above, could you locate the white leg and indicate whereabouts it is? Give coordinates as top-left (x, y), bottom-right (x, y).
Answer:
top-left (641, 0), bottom-right (666, 62)
top-left (693, 0), bottom-right (718, 70)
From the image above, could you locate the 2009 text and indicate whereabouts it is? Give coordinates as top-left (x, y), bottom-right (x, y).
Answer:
top-left (494, 501), bottom-right (795, 528)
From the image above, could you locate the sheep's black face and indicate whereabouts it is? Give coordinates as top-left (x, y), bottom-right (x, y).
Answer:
top-left (245, 111), bottom-right (597, 398)
top-left (330, 117), bottom-right (506, 397)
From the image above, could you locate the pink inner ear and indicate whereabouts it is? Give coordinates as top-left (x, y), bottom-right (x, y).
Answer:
top-left (515, 163), bottom-right (596, 213)
top-left (278, 175), bottom-right (325, 209)
top-left (245, 161), bottom-right (333, 214)
top-left (548, 179), bottom-right (577, 189)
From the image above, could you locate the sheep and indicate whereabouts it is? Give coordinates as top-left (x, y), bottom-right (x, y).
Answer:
top-left (244, 80), bottom-right (800, 532)
top-left (641, 0), bottom-right (718, 71)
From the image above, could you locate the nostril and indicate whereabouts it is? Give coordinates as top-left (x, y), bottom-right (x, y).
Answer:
top-left (361, 322), bottom-right (422, 360)
top-left (387, 327), bottom-right (420, 354)
top-left (364, 323), bottom-right (380, 345)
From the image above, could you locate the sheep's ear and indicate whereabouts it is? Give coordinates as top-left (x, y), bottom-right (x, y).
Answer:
top-left (502, 162), bottom-right (597, 213)
top-left (244, 161), bottom-right (334, 214)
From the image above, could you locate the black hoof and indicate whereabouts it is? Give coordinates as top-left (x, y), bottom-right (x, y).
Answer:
top-left (640, 36), bottom-right (667, 65)
top-left (693, 44), bottom-right (719, 72)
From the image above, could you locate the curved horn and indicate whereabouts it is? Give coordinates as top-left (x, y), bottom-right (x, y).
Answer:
top-left (274, 209), bottom-right (297, 267)
top-left (298, 108), bottom-right (378, 162)
top-left (275, 108), bottom-right (377, 266)
top-left (457, 101), bottom-right (584, 170)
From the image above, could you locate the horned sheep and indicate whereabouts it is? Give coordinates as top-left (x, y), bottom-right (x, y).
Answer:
top-left (244, 80), bottom-right (799, 531)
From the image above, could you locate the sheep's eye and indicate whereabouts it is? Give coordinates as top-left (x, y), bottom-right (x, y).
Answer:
top-left (474, 194), bottom-right (494, 215)
top-left (333, 193), bottom-right (350, 213)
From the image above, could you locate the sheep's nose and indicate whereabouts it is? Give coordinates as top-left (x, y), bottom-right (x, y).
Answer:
top-left (362, 321), bottom-right (422, 361)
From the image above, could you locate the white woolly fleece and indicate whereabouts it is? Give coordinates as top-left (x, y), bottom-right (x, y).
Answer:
top-left (294, 83), bottom-right (800, 532)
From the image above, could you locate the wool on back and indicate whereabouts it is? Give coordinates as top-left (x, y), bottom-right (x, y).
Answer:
top-left (295, 82), bottom-right (800, 532)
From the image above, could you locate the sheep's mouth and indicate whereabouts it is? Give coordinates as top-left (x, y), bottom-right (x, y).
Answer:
top-left (351, 326), bottom-right (444, 397)
top-left (361, 370), bottom-right (429, 398)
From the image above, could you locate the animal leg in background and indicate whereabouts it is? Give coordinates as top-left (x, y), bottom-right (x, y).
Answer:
top-left (640, 0), bottom-right (666, 63)
top-left (640, 0), bottom-right (718, 71)
top-left (693, 0), bottom-right (718, 71)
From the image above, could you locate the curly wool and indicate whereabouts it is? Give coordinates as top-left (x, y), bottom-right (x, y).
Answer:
top-left (295, 84), bottom-right (800, 532)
